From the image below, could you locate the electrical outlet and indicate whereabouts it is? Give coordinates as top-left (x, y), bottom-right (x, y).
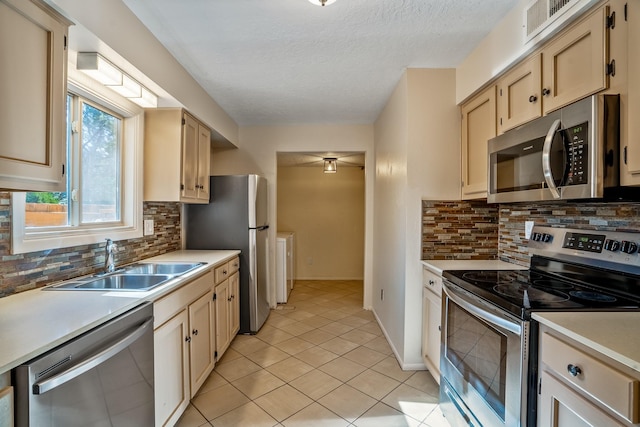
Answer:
top-left (144, 219), bottom-right (154, 236)
top-left (525, 221), bottom-right (535, 239)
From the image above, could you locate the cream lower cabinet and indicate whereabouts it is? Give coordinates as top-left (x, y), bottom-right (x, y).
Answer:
top-left (214, 257), bottom-right (240, 358)
top-left (0, 0), bottom-right (71, 192)
top-left (154, 271), bottom-right (215, 427)
top-left (421, 268), bottom-right (441, 384)
top-left (537, 326), bottom-right (640, 427)
top-left (461, 85), bottom-right (496, 199)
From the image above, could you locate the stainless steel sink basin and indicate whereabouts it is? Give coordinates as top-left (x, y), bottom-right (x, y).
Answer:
top-left (45, 261), bottom-right (206, 292)
top-left (50, 274), bottom-right (173, 291)
top-left (122, 262), bottom-right (203, 275)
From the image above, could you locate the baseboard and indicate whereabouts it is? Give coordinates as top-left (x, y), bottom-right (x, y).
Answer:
top-left (372, 309), bottom-right (427, 371)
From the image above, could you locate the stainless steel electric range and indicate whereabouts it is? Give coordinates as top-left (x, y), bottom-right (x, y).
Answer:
top-left (439, 226), bottom-right (640, 427)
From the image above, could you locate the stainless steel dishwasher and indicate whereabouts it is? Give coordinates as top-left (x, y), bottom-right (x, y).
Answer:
top-left (14, 302), bottom-right (154, 427)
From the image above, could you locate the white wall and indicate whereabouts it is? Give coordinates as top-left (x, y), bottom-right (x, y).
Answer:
top-left (373, 69), bottom-right (460, 368)
top-left (211, 125), bottom-right (375, 311)
top-left (277, 167), bottom-right (365, 280)
top-left (50, 0), bottom-right (239, 144)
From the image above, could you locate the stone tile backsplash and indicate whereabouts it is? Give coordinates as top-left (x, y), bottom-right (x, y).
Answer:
top-left (0, 192), bottom-right (182, 297)
top-left (422, 199), bottom-right (640, 266)
top-left (422, 200), bottom-right (499, 260)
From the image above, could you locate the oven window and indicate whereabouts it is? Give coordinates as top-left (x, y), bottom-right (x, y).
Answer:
top-left (445, 302), bottom-right (508, 420)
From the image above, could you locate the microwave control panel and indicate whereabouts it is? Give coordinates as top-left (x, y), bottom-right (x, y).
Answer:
top-left (564, 121), bottom-right (588, 186)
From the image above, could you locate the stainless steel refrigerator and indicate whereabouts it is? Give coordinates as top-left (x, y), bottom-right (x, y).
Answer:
top-left (185, 174), bottom-right (270, 334)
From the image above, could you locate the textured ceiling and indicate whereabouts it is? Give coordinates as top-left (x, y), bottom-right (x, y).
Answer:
top-left (123, 0), bottom-right (518, 126)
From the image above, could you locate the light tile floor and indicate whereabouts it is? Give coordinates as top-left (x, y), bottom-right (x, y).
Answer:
top-left (176, 280), bottom-right (448, 427)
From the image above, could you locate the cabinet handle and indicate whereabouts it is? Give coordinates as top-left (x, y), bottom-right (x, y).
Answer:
top-left (185, 336), bottom-right (191, 343)
top-left (228, 296), bottom-right (232, 301)
top-left (223, 270), bottom-right (227, 275)
top-left (567, 364), bottom-right (582, 377)
top-left (529, 95), bottom-right (537, 103)
top-left (542, 88), bottom-right (551, 96)
top-left (428, 280), bottom-right (435, 286)
top-left (192, 329), bottom-right (199, 336)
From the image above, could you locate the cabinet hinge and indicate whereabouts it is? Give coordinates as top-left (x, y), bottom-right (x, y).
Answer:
top-left (64, 35), bottom-right (67, 50)
top-left (213, 293), bottom-right (217, 301)
top-left (624, 146), bottom-right (628, 165)
top-left (607, 11), bottom-right (616, 29)
top-left (214, 350), bottom-right (218, 360)
top-left (499, 88), bottom-right (502, 96)
top-left (538, 377), bottom-right (542, 394)
top-left (625, 3), bottom-right (628, 21)
top-left (606, 60), bottom-right (616, 77)
top-left (61, 164), bottom-right (65, 176)
top-left (180, 183), bottom-right (185, 190)
top-left (182, 118), bottom-right (186, 125)
top-left (499, 117), bottom-right (503, 125)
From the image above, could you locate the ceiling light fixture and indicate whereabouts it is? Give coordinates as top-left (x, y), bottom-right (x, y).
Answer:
top-left (323, 158), bottom-right (337, 173)
top-left (308, 0), bottom-right (336, 6)
top-left (76, 52), bottom-right (158, 108)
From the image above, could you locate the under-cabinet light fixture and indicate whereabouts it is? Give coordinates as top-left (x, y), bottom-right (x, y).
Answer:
top-left (76, 52), bottom-right (158, 108)
top-left (323, 158), bottom-right (337, 173)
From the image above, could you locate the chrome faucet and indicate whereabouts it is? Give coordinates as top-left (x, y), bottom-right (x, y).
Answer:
top-left (104, 238), bottom-right (117, 273)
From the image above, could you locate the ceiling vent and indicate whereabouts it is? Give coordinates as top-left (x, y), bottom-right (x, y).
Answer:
top-left (524, 0), bottom-right (599, 44)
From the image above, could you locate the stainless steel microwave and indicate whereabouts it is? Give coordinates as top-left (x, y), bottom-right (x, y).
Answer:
top-left (487, 94), bottom-right (619, 203)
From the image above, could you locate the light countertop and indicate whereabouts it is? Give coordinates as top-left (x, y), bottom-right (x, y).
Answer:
top-left (0, 250), bottom-right (239, 374)
top-left (532, 311), bottom-right (640, 373)
top-left (421, 259), bottom-right (526, 276)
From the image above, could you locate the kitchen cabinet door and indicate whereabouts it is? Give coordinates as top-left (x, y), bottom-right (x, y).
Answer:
top-left (144, 109), bottom-right (211, 203)
top-left (215, 279), bottom-right (231, 357)
top-left (497, 54), bottom-right (542, 134)
top-left (541, 5), bottom-right (609, 114)
top-left (461, 86), bottom-right (496, 199)
top-left (229, 272), bottom-right (240, 337)
top-left (0, 0), bottom-right (70, 192)
top-left (422, 286), bottom-right (441, 384)
top-left (538, 370), bottom-right (626, 427)
top-left (625, 0), bottom-right (640, 178)
top-left (188, 291), bottom-right (215, 398)
top-left (154, 310), bottom-right (189, 427)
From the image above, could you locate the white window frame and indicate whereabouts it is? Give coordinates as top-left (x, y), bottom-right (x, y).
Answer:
top-left (11, 68), bottom-right (144, 254)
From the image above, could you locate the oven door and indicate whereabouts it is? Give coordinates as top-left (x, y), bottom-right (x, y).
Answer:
top-left (440, 281), bottom-right (528, 427)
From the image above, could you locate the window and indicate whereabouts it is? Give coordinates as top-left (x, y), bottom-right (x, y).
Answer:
top-left (11, 73), bottom-right (144, 254)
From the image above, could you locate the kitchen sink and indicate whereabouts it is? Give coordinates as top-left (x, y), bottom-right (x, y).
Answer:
top-left (45, 262), bottom-right (206, 291)
top-left (122, 262), bottom-right (203, 275)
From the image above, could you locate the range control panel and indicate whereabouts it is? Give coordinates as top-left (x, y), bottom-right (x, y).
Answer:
top-left (528, 226), bottom-right (640, 271)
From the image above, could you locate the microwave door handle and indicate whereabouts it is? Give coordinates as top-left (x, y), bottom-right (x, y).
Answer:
top-left (542, 119), bottom-right (562, 199)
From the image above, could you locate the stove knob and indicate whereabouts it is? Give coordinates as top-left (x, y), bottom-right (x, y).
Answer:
top-left (604, 239), bottom-right (621, 251)
top-left (621, 241), bottom-right (638, 254)
top-left (532, 232), bottom-right (541, 241)
top-left (542, 233), bottom-right (552, 242)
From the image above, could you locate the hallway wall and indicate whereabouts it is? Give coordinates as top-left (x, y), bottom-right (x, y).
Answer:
top-left (277, 166), bottom-right (365, 280)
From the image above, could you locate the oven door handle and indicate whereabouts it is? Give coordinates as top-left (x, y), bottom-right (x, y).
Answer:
top-left (542, 118), bottom-right (562, 199)
top-left (33, 317), bottom-right (153, 395)
top-left (444, 284), bottom-right (521, 336)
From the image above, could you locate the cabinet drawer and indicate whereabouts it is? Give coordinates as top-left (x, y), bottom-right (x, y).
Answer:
top-left (154, 271), bottom-right (214, 328)
top-left (228, 257), bottom-right (239, 275)
top-left (541, 331), bottom-right (640, 423)
top-left (215, 262), bottom-right (230, 284)
top-left (422, 268), bottom-right (442, 297)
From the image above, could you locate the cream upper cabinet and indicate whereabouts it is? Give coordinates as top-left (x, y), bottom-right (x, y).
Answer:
top-left (497, 54), bottom-right (542, 134)
top-left (0, 0), bottom-right (71, 192)
top-left (541, 5), bottom-right (610, 114)
top-left (623, 0), bottom-right (640, 180)
top-left (144, 109), bottom-right (211, 204)
top-left (461, 86), bottom-right (496, 199)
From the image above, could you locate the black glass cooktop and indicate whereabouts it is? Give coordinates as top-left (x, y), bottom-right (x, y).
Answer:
top-left (443, 266), bottom-right (640, 320)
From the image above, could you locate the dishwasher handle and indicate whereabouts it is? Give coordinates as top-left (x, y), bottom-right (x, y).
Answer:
top-left (33, 317), bottom-right (153, 395)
